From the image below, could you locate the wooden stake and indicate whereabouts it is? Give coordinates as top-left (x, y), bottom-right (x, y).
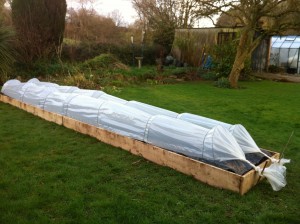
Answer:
top-left (257, 161), bottom-right (268, 184)
top-left (279, 130), bottom-right (294, 163)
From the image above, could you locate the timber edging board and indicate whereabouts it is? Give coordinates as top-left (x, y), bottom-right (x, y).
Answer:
top-left (0, 94), bottom-right (279, 195)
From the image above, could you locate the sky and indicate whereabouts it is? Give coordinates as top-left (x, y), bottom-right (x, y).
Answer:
top-left (67, 0), bottom-right (138, 25)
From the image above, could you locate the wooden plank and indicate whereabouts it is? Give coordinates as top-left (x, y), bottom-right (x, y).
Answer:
top-left (0, 95), bottom-right (63, 125)
top-left (62, 116), bottom-right (242, 193)
top-left (0, 94), bottom-right (6, 103)
top-left (20, 102), bottom-right (36, 115)
top-left (0, 94), bottom-right (280, 194)
top-left (0, 95), bottom-right (21, 108)
top-left (239, 151), bottom-right (280, 195)
top-left (35, 108), bottom-right (63, 125)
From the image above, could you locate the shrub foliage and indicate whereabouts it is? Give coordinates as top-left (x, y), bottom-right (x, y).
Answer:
top-left (11, 0), bottom-right (67, 62)
top-left (211, 41), bottom-right (252, 80)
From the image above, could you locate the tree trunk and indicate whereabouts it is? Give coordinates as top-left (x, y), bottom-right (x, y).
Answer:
top-left (229, 51), bottom-right (247, 88)
top-left (228, 30), bottom-right (252, 88)
top-left (228, 27), bottom-right (266, 88)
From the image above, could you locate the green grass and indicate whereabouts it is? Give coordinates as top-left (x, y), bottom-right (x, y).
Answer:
top-left (0, 80), bottom-right (299, 223)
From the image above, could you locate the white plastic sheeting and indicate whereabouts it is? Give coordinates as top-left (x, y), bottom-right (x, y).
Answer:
top-left (28, 78), bottom-right (79, 93)
top-left (29, 78), bottom-right (127, 104)
top-left (58, 94), bottom-right (146, 140)
top-left (261, 163), bottom-right (287, 191)
top-left (109, 100), bottom-right (284, 163)
top-left (72, 89), bottom-right (105, 98)
top-left (179, 113), bottom-right (232, 129)
top-left (126, 101), bottom-right (179, 118)
top-left (119, 100), bottom-right (265, 156)
top-left (0, 79), bottom-right (289, 191)
top-left (124, 102), bottom-right (290, 166)
top-left (179, 113), bottom-right (290, 167)
top-left (44, 92), bottom-right (79, 115)
top-left (66, 95), bottom-right (106, 127)
top-left (97, 100), bottom-right (150, 141)
top-left (28, 78), bottom-right (59, 87)
top-left (146, 115), bottom-right (246, 162)
top-left (1, 80), bottom-right (36, 101)
top-left (56, 86), bottom-right (80, 93)
top-left (0, 79), bottom-right (246, 163)
top-left (70, 87), bottom-right (127, 104)
top-left (120, 100), bottom-right (262, 156)
top-left (98, 93), bottom-right (128, 104)
top-left (179, 113), bottom-right (260, 154)
top-left (22, 85), bottom-right (58, 108)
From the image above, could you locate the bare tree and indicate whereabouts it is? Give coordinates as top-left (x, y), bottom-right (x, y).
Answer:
top-left (215, 10), bottom-right (242, 27)
top-left (132, 0), bottom-right (202, 56)
top-left (108, 9), bottom-right (126, 27)
top-left (76, 0), bottom-right (95, 9)
top-left (133, 0), bottom-right (200, 29)
top-left (197, 0), bottom-right (300, 88)
top-left (65, 7), bottom-right (119, 43)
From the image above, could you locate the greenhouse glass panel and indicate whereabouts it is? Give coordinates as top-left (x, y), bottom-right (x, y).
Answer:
top-left (279, 49), bottom-right (289, 66)
top-left (270, 49), bottom-right (280, 65)
top-left (290, 42), bottom-right (300, 48)
top-left (270, 36), bottom-right (300, 73)
top-left (286, 36), bottom-right (296, 41)
top-left (271, 36), bottom-right (285, 47)
top-left (288, 49), bottom-right (299, 68)
top-left (272, 42), bottom-right (282, 48)
top-left (281, 41), bottom-right (293, 48)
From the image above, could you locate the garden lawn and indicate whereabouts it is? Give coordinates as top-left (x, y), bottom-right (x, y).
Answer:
top-left (0, 80), bottom-right (299, 224)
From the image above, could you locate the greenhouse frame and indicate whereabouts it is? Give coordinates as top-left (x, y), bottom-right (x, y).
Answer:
top-left (270, 35), bottom-right (300, 74)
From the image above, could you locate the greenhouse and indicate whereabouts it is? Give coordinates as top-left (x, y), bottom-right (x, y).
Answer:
top-left (270, 36), bottom-right (300, 74)
top-left (1, 79), bottom-right (289, 191)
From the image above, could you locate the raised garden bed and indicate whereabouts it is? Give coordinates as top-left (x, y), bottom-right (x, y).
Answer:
top-left (0, 94), bottom-right (280, 195)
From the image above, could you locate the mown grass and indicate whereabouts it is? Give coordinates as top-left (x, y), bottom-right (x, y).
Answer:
top-left (0, 80), bottom-right (299, 223)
